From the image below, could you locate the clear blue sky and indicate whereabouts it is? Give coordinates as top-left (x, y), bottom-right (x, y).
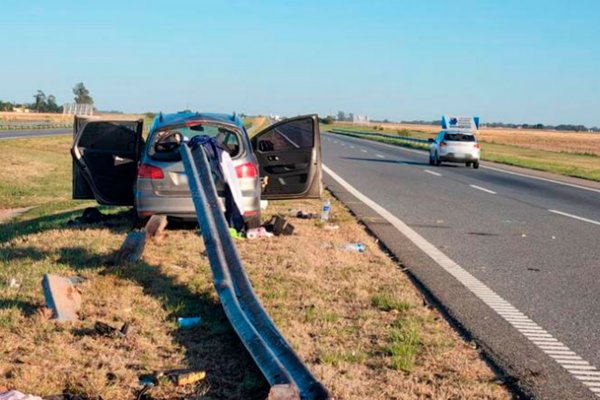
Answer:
top-left (1, 0), bottom-right (599, 126)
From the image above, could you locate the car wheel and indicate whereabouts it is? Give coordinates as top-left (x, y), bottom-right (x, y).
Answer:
top-left (466, 162), bottom-right (472, 167)
top-left (429, 153), bottom-right (435, 165)
top-left (434, 152), bottom-right (441, 166)
top-left (473, 160), bottom-right (480, 169)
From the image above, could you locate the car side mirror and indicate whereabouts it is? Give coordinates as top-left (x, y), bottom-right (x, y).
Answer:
top-left (155, 131), bottom-right (183, 153)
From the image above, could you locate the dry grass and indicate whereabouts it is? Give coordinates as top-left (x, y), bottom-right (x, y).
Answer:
top-left (0, 198), bottom-right (511, 399)
top-left (0, 112), bottom-right (144, 124)
top-left (0, 133), bottom-right (511, 399)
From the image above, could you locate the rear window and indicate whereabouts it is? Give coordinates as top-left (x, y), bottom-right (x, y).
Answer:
top-left (443, 133), bottom-right (476, 142)
top-left (148, 123), bottom-right (242, 161)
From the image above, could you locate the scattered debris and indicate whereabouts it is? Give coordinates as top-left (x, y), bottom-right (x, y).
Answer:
top-left (521, 233), bottom-right (527, 238)
top-left (8, 278), bottom-right (20, 289)
top-left (229, 228), bottom-right (244, 240)
top-left (527, 267), bottom-right (541, 272)
top-left (115, 231), bottom-right (147, 264)
top-left (0, 390), bottom-right (43, 400)
top-left (268, 384), bottom-right (299, 400)
top-left (68, 276), bottom-right (86, 285)
top-left (144, 215), bottom-right (168, 241)
top-left (66, 207), bottom-right (106, 227)
top-left (323, 224), bottom-right (339, 231)
top-left (321, 199), bottom-right (331, 222)
top-left (260, 200), bottom-right (269, 210)
top-left (246, 227), bottom-right (274, 239)
top-left (263, 216), bottom-right (294, 236)
top-left (94, 321), bottom-right (130, 338)
top-left (177, 317), bottom-right (202, 329)
top-left (138, 369), bottom-right (206, 387)
top-left (342, 242), bottom-right (366, 252)
top-left (41, 274), bottom-right (82, 322)
top-left (293, 210), bottom-right (318, 219)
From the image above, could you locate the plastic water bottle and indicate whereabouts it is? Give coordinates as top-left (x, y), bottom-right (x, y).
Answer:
top-left (343, 242), bottom-right (365, 252)
top-left (321, 199), bottom-right (331, 222)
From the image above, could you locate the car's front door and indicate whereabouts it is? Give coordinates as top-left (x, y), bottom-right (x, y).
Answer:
top-left (71, 118), bottom-right (144, 205)
top-left (251, 115), bottom-right (322, 200)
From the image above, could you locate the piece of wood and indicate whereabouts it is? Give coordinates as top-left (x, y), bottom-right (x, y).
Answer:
top-left (115, 231), bottom-right (147, 264)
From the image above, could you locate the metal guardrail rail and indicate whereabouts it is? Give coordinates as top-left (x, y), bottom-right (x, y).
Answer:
top-left (0, 123), bottom-right (72, 131)
top-left (180, 144), bottom-right (330, 400)
top-left (329, 128), bottom-right (430, 145)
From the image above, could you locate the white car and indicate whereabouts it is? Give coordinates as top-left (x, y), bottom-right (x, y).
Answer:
top-left (429, 130), bottom-right (480, 168)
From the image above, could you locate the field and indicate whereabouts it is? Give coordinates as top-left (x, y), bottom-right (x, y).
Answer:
top-left (0, 135), bottom-right (511, 399)
top-left (326, 122), bottom-right (600, 181)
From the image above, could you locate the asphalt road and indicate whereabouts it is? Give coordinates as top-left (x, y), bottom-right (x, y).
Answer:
top-left (0, 128), bottom-right (70, 140)
top-left (322, 131), bottom-right (600, 399)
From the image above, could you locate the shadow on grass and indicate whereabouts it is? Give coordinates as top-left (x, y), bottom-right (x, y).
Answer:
top-left (0, 298), bottom-right (40, 318)
top-left (60, 246), bottom-right (269, 400)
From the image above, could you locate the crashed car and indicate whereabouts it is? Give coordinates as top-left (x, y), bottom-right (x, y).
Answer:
top-left (71, 112), bottom-right (322, 227)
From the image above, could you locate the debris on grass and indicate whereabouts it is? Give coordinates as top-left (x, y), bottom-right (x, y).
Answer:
top-left (94, 321), bottom-right (130, 338)
top-left (115, 231), bottom-right (147, 265)
top-left (144, 215), bottom-right (168, 242)
top-left (177, 316), bottom-right (202, 329)
top-left (41, 274), bottom-right (82, 322)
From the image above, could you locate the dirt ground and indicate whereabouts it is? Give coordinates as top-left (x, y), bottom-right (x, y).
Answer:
top-left (0, 196), bottom-right (512, 399)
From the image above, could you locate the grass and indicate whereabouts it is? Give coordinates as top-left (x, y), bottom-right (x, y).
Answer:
top-left (324, 124), bottom-right (600, 182)
top-left (0, 135), bottom-right (511, 399)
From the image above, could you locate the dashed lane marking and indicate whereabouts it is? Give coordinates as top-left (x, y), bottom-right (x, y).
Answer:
top-left (323, 163), bottom-right (600, 398)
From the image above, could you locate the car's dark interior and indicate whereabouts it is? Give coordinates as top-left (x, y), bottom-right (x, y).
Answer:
top-left (150, 125), bottom-right (241, 161)
top-left (76, 121), bottom-right (140, 204)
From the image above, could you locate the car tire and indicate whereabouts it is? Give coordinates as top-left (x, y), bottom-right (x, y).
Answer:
top-left (434, 152), bottom-right (441, 166)
top-left (473, 160), bottom-right (480, 169)
top-left (466, 162), bottom-right (472, 167)
top-left (429, 153), bottom-right (435, 165)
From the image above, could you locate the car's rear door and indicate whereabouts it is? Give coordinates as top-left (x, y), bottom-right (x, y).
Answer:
top-left (251, 114), bottom-right (322, 200)
top-left (71, 118), bottom-right (143, 205)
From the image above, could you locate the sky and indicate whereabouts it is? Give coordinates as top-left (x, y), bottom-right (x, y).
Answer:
top-left (1, 0), bottom-right (599, 126)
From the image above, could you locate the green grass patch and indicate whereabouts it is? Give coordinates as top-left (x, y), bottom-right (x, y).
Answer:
top-left (371, 293), bottom-right (412, 312)
top-left (385, 317), bottom-right (421, 373)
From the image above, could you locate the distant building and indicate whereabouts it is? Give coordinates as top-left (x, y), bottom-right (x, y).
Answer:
top-left (352, 114), bottom-right (369, 124)
top-left (13, 106), bottom-right (30, 113)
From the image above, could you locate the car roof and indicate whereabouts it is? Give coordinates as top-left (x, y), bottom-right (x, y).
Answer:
top-left (150, 111), bottom-right (244, 132)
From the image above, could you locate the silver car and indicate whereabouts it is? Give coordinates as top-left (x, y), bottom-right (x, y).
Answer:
top-left (71, 112), bottom-right (322, 227)
top-left (428, 129), bottom-right (480, 168)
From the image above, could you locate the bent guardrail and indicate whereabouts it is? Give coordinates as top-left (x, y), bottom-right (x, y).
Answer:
top-left (180, 143), bottom-right (330, 400)
top-left (329, 128), bottom-right (430, 145)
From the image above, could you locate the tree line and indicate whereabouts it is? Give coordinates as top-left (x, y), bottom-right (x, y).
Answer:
top-left (0, 82), bottom-right (94, 113)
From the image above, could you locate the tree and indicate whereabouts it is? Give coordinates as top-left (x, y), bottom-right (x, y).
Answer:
top-left (337, 111), bottom-right (346, 121)
top-left (0, 100), bottom-right (13, 111)
top-left (73, 82), bottom-right (93, 104)
top-left (32, 90), bottom-right (47, 112)
top-left (47, 94), bottom-right (60, 113)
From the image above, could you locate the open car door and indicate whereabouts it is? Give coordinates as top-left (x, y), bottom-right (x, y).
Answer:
top-left (71, 117), bottom-right (144, 205)
top-left (251, 114), bottom-right (322, 200)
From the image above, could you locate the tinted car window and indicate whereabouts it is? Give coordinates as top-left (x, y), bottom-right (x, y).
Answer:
top-left (444, 133), bottom-right (476, 142)
top-left (79, 122), bottom-right (138, 150)
top-left (256, 119), bottom-right (314, 151)
top-left (148, 123), bottom-right (242, 161)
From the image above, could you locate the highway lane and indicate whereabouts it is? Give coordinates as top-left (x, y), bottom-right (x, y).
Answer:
top-left (322, 132), bottom-right (600, 397)
top-left (0, 128), bottom-right (70, 140)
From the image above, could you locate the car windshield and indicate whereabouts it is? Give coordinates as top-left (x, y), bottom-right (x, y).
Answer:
top-left (148, 123), bottom-right (242, 161)
top-left (444, 133), bottom-right (476, 142)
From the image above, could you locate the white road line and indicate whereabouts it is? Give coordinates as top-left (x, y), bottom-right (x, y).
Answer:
top-left (322, 163), bottom-right (600, 398)
top-left (424, 169), bottom-right (442, 177)
top-left (376, 154), bottom-right (385, 158)
top-left (324, 131), bottom-right (600, 194)
top-left (349, 145), bottom-right (355, 149)
top-left (470, 184), bottom-right (497, 194)
top-left (548, 209), bottom-right (600, 226)
top-left (360, 149), bottom-right (367, 153)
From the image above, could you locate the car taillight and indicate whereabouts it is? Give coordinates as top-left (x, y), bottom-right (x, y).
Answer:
top-left (440, 141), bottom-right (447, 147)
top-left (235, 162), bottom-right (258, 179)
top-left (474, 143), bottom-right (480, 149)
top-left (138, 164), bottom-right (164, 179)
